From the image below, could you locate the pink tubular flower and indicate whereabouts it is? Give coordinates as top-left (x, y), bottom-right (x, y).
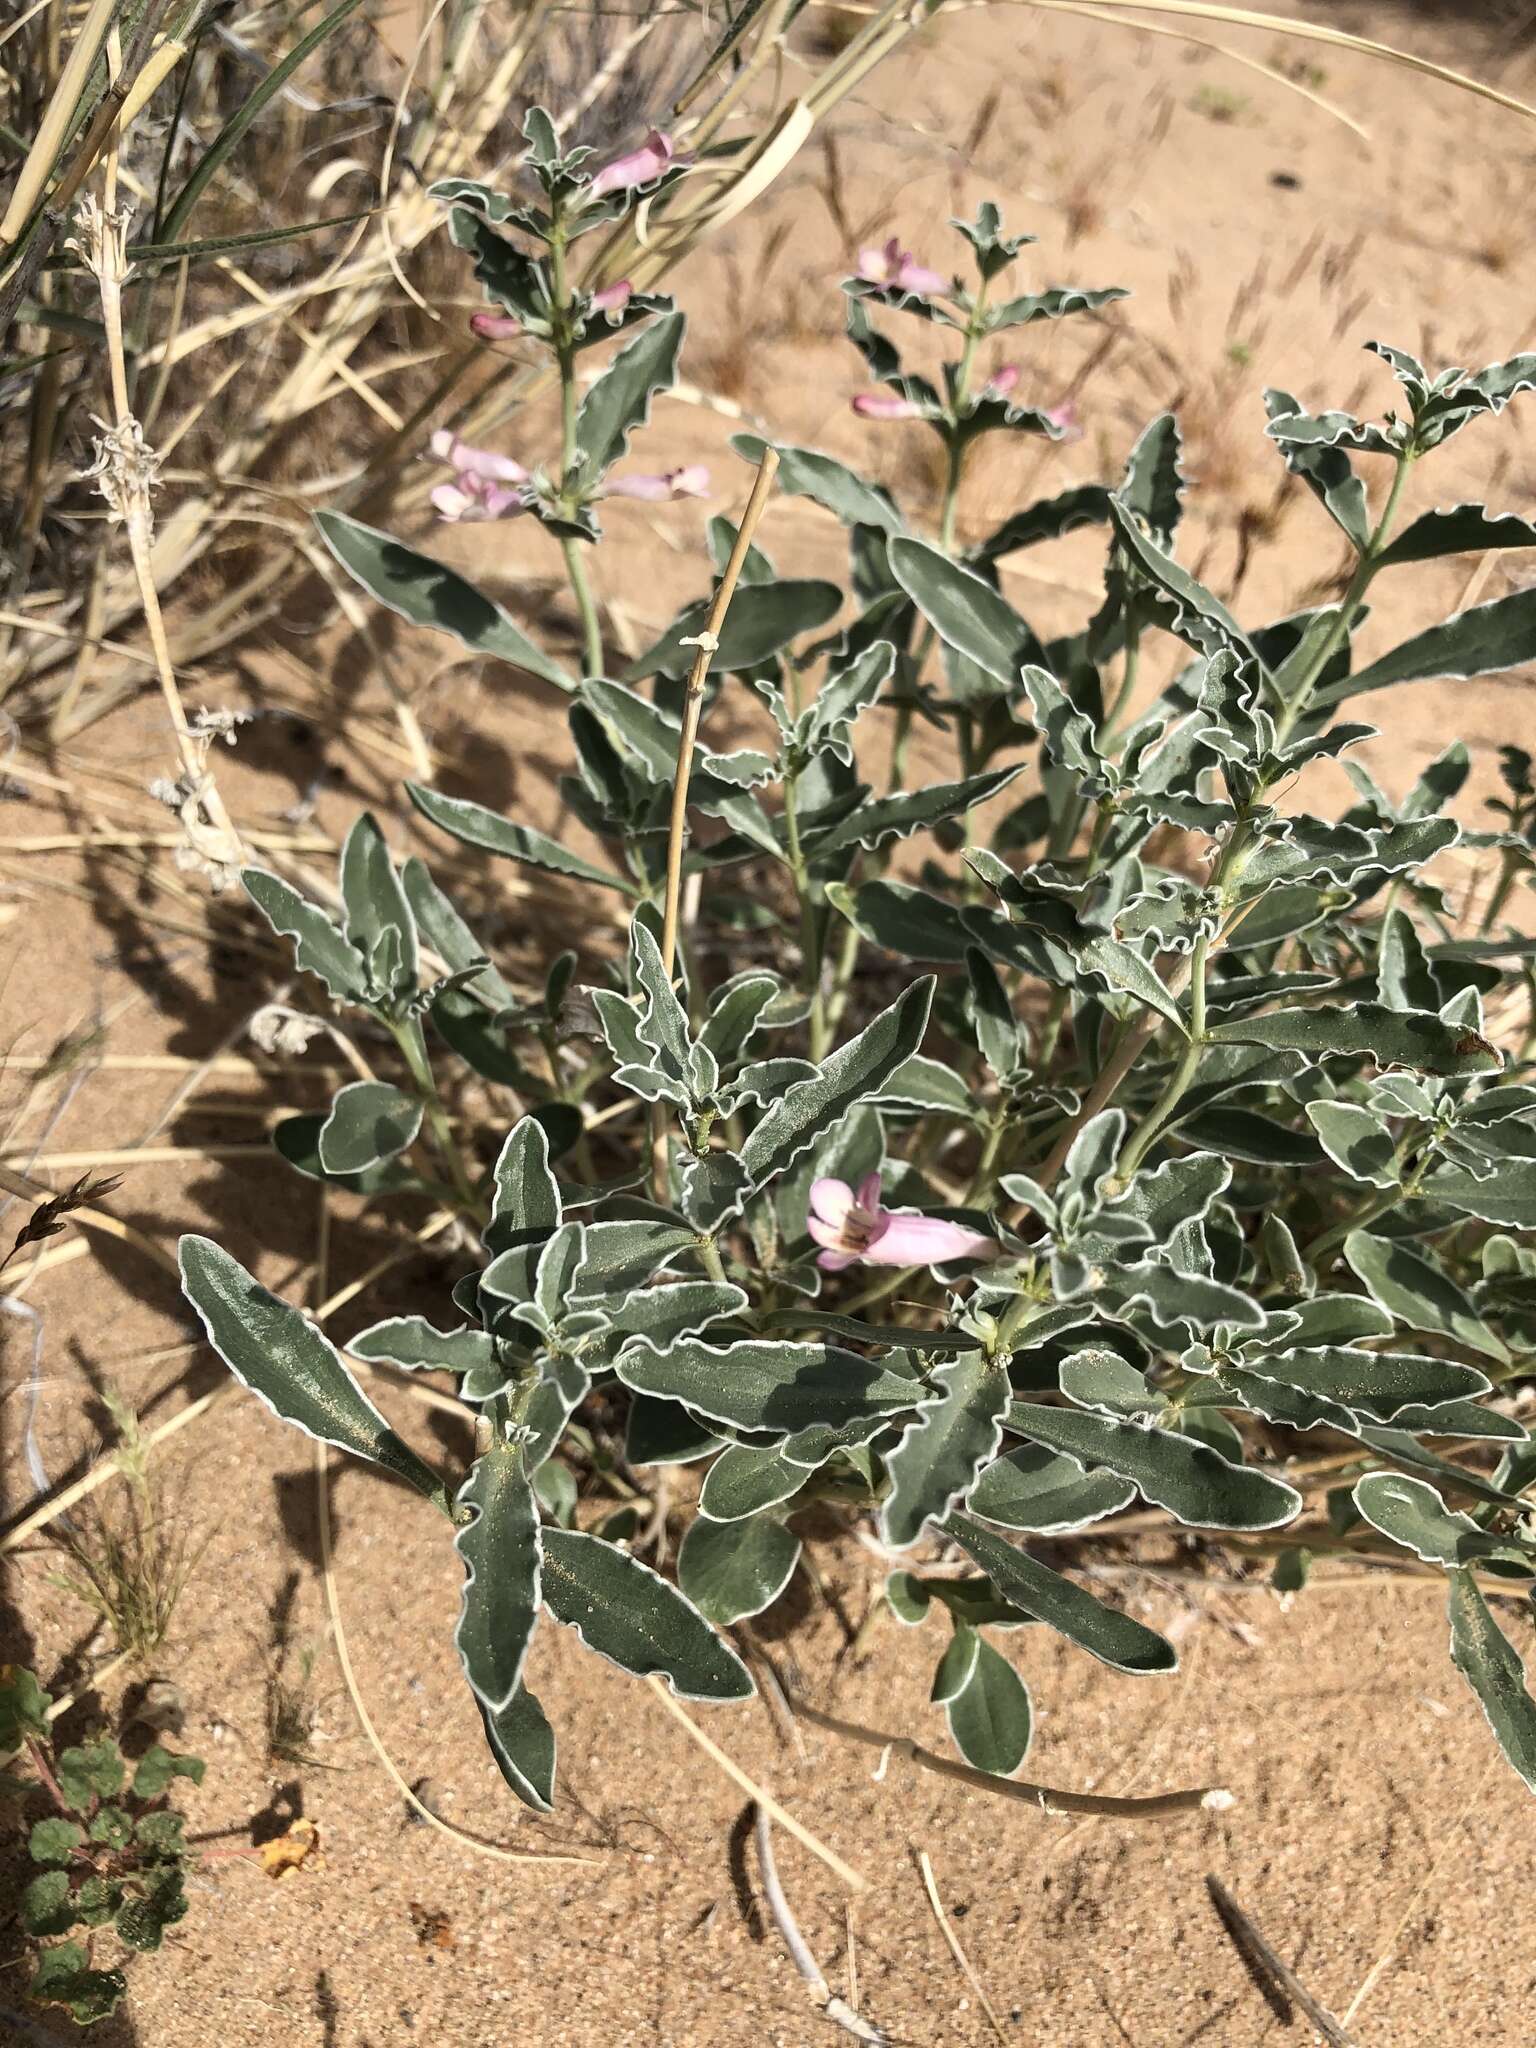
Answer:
top-left (604, 465), bottom-right (709, 502)
top-left (851, 391), bottom-right (925, 421)
top-left (1044, 399), bottom-right (1083, 440)
top-left (429, 432), bottom-right (530, 522)
top-left (807, 1172), bottom-right (996, 1273)
top-left (470, 310), bottom-right (524, 341)
top-left (984, 363), bottom-right (1020, 399)
top-left (857, 237), bottom-right (948, 297)
top-left (590, 279), bottom-right (633, 315)
top-left (589, 130), bottom-right (682, 199)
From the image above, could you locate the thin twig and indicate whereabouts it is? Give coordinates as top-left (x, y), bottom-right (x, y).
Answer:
top-left (1206, 1876), bottom-right (1358, 2048)
top-left (795, 1697), bottom-right (1234, 1819)
top-left (658, 446), bottom-right (779, 976)
top-left (754, 1807), bottom-right (887, 2043)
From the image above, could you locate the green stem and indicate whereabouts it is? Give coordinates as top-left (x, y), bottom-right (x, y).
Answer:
top-left (550, 226), bottom-right (603, 677)
top-left (783, 757), bottom-right (829, 1059)
top-left (391, 1013), bottom-right (482, 1220)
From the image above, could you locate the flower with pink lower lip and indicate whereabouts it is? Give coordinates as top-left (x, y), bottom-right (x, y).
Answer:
top-left (589, 131), bottom-right (682, 199)
top-left (857, 238), bottom-right (948, 297)
top-left (603, 465), bottom-right (709, 502)
top-left (807, 1172), bottom-right (996, 1272)
top-left (1044, 398), bottom-right (1082, 439)
top-left (589, 279), bottom-right (633, 315)
top-left (983, 363), bottom-right (1020, 399)
top-left (429, 432), bottom-right (530, 521)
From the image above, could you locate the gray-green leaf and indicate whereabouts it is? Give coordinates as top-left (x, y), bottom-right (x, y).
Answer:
top-left (540, 1528), bottom-right (753, 1700)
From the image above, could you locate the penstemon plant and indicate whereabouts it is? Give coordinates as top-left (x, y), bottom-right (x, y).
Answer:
top-left (180, 157), bottom-right (1536, 1818)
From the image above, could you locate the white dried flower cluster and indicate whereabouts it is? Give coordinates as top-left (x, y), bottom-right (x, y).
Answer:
top-left (78, 414), bottom-right (161, 527)
top-left (249, 1006), bottom-right (327, 1057)
top-left (146, 768), bottom-right (241, 892)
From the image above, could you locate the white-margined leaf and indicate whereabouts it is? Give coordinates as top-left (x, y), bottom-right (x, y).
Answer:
top-left (1210, 1002), bottom-right (1500, 1076)
top-left (968, 1443), bottom-right (1136, 1534)
top-left (1345, 1231), bottom-right (1510, 1366)
top-left (1448, 1568), bottom-right (1536, 1793)
top-left (315, 510), bottom-right (572, 689)
top-left (1306, 1100), bottom-right (1399, 1187)
top-left (731, 433), bottom-right (902, 534)
top-left (453, 1445), bottom-right (541, 1715)
top-left (1241, 1346), bottom-right (1489, 1420)
top-left (349, 1317), bottom-right (496, 1374)
top-left (574, 310), bottom-right (684, 474)
top-left (178, 1236), bottom-right (446, 1510)
top-left (540, 1528), bottom-right (753, 1701)
top-left (677, 1513), bottom-right (800, 1625)
top-left (697, 1443), bottom-right (812, 1522)
top-left (946, 1637), bottom-right (1032, 1776)
top-left (407, 783), bottom-right (631, 891)
top-left (887, 536), bottom-right (1042, 686)
top-left (948, 1514), bottom-right (1177, 1673)
top-left (339, 812), bottom-right (417, 994)
top-left (1354, 1473), bottom-right (1526, 1570)
top-left (806, 767), bottom-right (1022, 861)
top-left (615, 1338), bottom-right (923, 1438)
top-left (243, 870), bottom-right (367, 1003)
top-left (739, 979), bottom-right (933, 1188)
top-left (880, 1354), bottom-right (1010, 1550)
top-left (316, 1081), bottom-right (422, 1175)
top-left (930, 1624), bottom-right (981, 1704)
top-left (1005, 1400), bottom-right (1300, 1531)
top-left (480, 1686), bottom-right (556, 1812)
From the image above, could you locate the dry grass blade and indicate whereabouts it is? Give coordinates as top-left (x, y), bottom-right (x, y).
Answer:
top-left (1013, 0), bottom-right (1536, 121)
top-left (646, 1676), bottom-right (868, 1893)
top-left (916, 1847), bottom-right (1007, 2045)
top-left (1206, 1875), bottom-right (1359, 2047)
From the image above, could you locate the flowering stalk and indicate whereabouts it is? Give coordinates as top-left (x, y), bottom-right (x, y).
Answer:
top-left (547, 225), bottom-right (605, 678)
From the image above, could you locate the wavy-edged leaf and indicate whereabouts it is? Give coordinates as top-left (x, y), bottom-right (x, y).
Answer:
top-left (625, 580), bottom-right (842, 681)
top-left (575, 310), bottom-right (684, 474)
top-left (178, 1237), bottom-right (446, 1511)
top-left (243, 870), bottom-right (366, 1002)
top-left (698, 1442), bottom-right (811, 1521)
top-left (1263, 387), bottom-right (1369, 550)
top-left (732, 433), bottom-right (902, 534)
top-left (480, 1685), bottom-right (556, 1812)
top-left (677, 1513), bottom-right (801, 1624)
top-left (616, 1338), bottom-right (922, 1438)
top-left (339, 812), bottom-right (417, 991)
top-left (1354, 1472), bottom-right (1522, 1569)
top-left (946, 1637), bottom-right (1032, 1775)
top-left (1005, 1400), bottom-right (1300, 1530)
top-left (1448, 1568), bottom-right (1536, 1792)
top-left (315, 510), bottom-right (572, 689)
top-left (1345, 1231), bottom-right (1510, 1365)
top-left (407, 782), bottom-right (629, 890)
top-left (969, 484), bottom-right (1112, 565)
top-left (453, 1446), bottom-right (541, 1715)
top-left (880, 1354), bottom-right (1010, 1550)
top-left (1242, 1346), bottom-right (1489, 1420)
top-left (808, 766), bottom-right (1022, 861)
top-left (349, 1316), bottom-right (495, 1374)
top-left (540, 1528), bottom-right (753, 1700)
top-left (1323, 584), bottom-right (1536, 707)
top-left (1210, 1002), bottom-right (1500, 1077)
top-left (1306, 1100), bottom-right (1398, 1187)
top-left (1376, 502), bottom-right (1536, 569)
top-left (968, 1443), bottom-right (1136, 1533)
top-left (887, 536), bottom-right (1041, 686)
top-left (1106, 497), bottom-right (1259, 672)
top-left (739, 978), bottom-right (933, 1188)
top-left (948, 1514), bottom-right (1176, 1673)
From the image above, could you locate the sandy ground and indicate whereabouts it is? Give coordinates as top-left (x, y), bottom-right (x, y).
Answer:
top-left (6, 2), bottom-right (1536, 2043)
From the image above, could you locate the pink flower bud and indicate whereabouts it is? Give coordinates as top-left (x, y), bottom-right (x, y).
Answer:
top-left (984, 363), bottom-right (1020, 398)
top-left (852, 391), bottom-right (924, 421)
top-left (470, 311), bottom-right (523, 341)
top-left (589, 131), bottom-right (682, 200)
top-left (857, 236), bottom-right (948, 297)
top-left (1044, 398), bottom-right (1083, 440)
top-left (589, 279), bottom-right (633, 315)
top-left (605, 465), bottom-right (710, 502)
